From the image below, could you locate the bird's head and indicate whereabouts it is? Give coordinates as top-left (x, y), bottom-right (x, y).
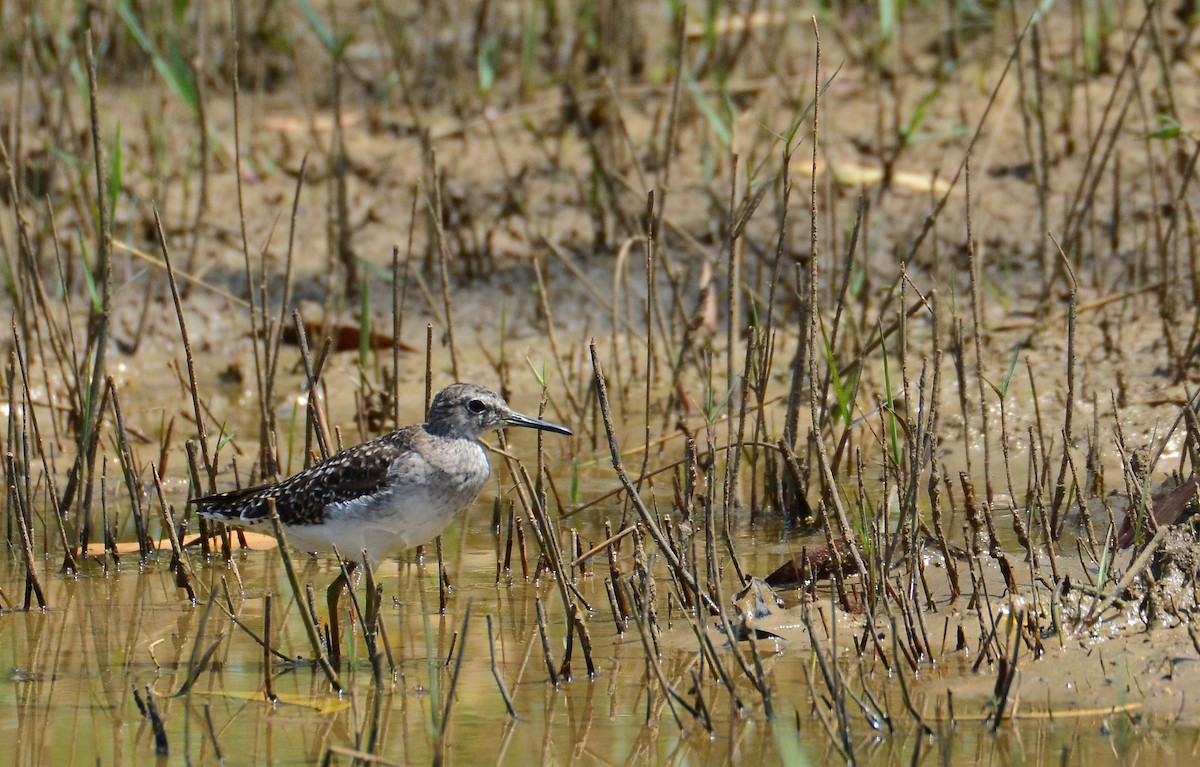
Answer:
top-left (425, 383), bottom-right (572, 440)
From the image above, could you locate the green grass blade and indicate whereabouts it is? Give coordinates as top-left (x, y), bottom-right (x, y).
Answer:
top-left (763, 62), bottom-right (843, 152)
top-left (570, 460), bottom-right (579, 505)
top-left (524, 357), bottom-right (547, 388)
top-left (687, 78), bottom-right (732, 147)
top-left (116, 1), bottom-right (197, 111)
top-left (1143, 113), bottom-right (1182, 141)
top-left (108, 122), bottom-right (122, 213)
top-left (478, 36), bottom-right (499, 94)
top-left (295, 0), bottom-right (346, 56)
top-left (900, 81), bottom-right (942, 145)
top-left (821, 322), bottom-right (853, 429)
top-left (999, 340), bottom-right (1023, 398)
top-left (77, 233), bottom-right (101, 313)
top-left (215, 423), bottom-right (237, 454)
top-left (879, 0), bottom-right (897, 46)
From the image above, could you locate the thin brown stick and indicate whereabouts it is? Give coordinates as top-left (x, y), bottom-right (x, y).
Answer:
top-left (155, 206), bottom-right (215, 492)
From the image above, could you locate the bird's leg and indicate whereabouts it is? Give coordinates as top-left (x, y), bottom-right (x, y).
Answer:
top-left (327, 560), bottom-right (358, 667)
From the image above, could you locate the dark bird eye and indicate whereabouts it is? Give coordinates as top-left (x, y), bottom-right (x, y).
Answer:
top-left (467, 399), bottom-right (486, 414)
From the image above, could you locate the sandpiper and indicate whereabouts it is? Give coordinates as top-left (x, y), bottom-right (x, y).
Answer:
top-left (190, 383), bottom-right (571, 656)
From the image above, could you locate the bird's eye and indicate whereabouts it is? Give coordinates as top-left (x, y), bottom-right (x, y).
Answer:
top-left (467, 399), bottom-right (486, 414)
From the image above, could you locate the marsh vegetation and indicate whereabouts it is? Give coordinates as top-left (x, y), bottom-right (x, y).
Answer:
top-left (2, 0), bottom-right (1200, 764)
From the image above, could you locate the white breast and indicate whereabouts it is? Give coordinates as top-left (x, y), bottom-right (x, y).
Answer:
top-left (288, 439), bottom-right (492, 564)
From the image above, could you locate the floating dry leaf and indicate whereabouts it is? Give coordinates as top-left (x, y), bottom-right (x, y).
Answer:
top-left (192, 690), bottom-right (351, 714)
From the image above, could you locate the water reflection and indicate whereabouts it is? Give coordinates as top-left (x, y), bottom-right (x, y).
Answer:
top-left (2, 495), bottom-right (1192, 765)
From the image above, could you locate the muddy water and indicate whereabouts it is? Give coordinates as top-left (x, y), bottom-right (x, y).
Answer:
top-left (2, 482), bottom-right (1194, 765)
top-left (4, 312), bottom-right (1200, 764)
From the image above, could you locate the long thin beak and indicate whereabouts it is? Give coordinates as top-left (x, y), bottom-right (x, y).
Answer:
top-left (505, 411), bottom-right (572, 436)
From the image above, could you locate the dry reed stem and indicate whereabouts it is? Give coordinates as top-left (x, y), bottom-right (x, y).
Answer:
top-left (150, 464), bottom-right (196, 601)
top-left (265, 498), bottom-right (343, 691)
top-left (8, 453), bottom-right (46, 609)
top-left (590, 339), bottom-right (718, 614)
top-left (155, 207), bottom-right (216, 493)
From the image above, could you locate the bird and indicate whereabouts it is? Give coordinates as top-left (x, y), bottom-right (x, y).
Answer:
top-left (190, 383), bottom-right (571, 660)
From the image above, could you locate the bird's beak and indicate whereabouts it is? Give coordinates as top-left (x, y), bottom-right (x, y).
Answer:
top-left (505, 411), bottom-right (572, 436)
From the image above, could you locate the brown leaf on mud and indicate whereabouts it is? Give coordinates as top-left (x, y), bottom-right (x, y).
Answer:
top-left (763, 539), bottom-right (859, 587)
top-left (685, 10), bottom-right (787, 38)
top-left (1117, 476), bottom-right (1199, 549)
top-left (795, 159), bottom-right (953, 194)
top-left (263, 111), bottom-right (364, 133)
top-left (279, 321), bottom-right (419, 353)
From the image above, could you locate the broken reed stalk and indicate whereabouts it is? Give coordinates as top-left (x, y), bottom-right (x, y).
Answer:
top-left (134, 688), bottom-right (170, 757)
top-left (329, 29), bottom-right (357, 298)
top-left (807, 608), bottom-right (857, 758)
top-left (534, 594), bottom-right (558, 687)
top-left (107, 377), bottom-right (152, 559)
top-left (722, 327), bottom-right (755, 546)
top-left (498, 441), bottom-right (596, 678)
top-left (496, 498), bottom-right (511, 583)
top-left (427, 167), bottom-right (461, 379)
top-left (623, 579), bottom-right (695, 729)
top-left (213, 579), bottom-right (294, 664)
top-left (589, 339), bottom-right (718, 614)
top-left (432, 600), bottom-right (472, 765)
top-left (392, 241), bottom-right (402, 427)
top-left (291, 308), bottom-right (333, 459)
top-left (262, 155), bottom-right (309, 480)
top-left (98, 466), bottom-right (117, 568)
top-left (964, 156), bottom-right (994, 506)
top-left (1030, 24), bottom-right (1051, 290)
top-left (7, 453), bottom-right (46, 609)
top-left (155, 206), bottom-right (216, 493)
top-left (486, 614), bottom-right (518, 718)
top-left (362, 558), bottom-right (396, 673)
top-left (150, 464), bottom-right (196, 602)
top-left (11, 319), bottom-right (75, 572)
top-left (228, 13), bottom-right (275, 486)
top-left (436, 534), bottom-right (448, 613)
top-left (531, 252), bottom-right (581, 419)
top-left (393, 194), bottom-right (420, 426)
top-left (173, 589), bottom-right (223, 697)
top-left (263, 593), bottom-right (277, 702)
top-left (820, 195), bottom-right (867, 438)
top-left (1050, 237), bottom-right (1078, 530)
top-left (265, 498), bottom-right (343, 691)
top-left (56, 27), bottom-right (113, 522)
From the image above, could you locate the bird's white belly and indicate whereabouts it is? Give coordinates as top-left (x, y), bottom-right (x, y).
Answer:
top-left (289, 443), bottom-right (491, 564)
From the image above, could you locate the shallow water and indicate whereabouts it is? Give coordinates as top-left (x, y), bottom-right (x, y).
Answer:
top-left (3, 482), bottom-right (1195, 766)
top-left (3, 319), bottom-right (1197, 766)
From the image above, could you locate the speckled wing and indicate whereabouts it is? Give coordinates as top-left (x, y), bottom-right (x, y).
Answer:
top-left (189, 428), bottom-right (417, 527)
